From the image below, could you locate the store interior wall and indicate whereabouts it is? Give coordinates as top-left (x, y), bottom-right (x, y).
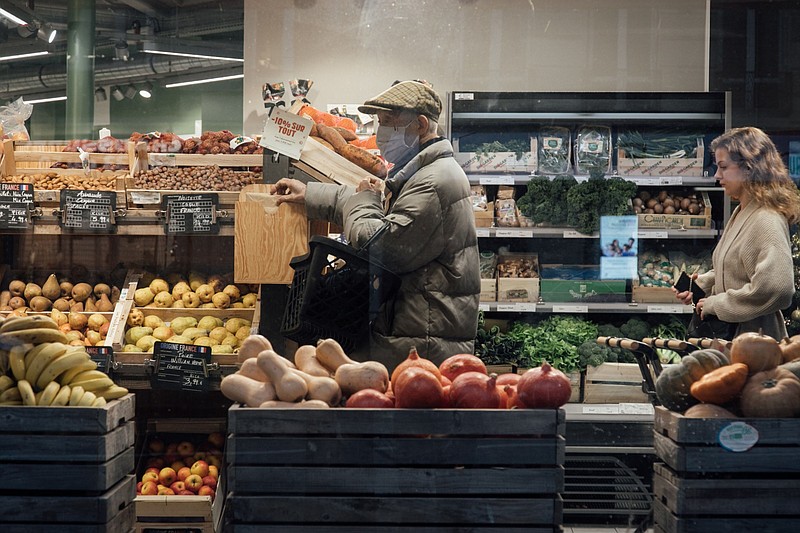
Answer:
top-left (242, 0), bottom-right (709, 135)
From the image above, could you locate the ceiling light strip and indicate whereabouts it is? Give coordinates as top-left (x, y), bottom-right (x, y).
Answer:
top-left (0, 50), bottom-right (49, 62)
top-left (0, 8), bottom-right (28, 26)
top-left (142, 50), bottom-right (244, 63)
top-left (165, 74), bottom-right (244, 88)
top-left (24, 95), bottom-right (67, 104)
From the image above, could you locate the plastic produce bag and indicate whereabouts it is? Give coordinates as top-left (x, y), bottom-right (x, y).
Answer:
top-left (575, 125), bottom-right (611, 174)
top-left (0, 98), bottom-right (33, 141)
top-left (537, 126), bottom-right (571, 174)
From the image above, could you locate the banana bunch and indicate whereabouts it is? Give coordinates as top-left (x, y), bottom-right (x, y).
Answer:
top-left (0, 315), bottom-right (128, 407)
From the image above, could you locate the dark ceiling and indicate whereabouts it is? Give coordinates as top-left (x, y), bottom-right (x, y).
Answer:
top-left (0, 0), bottom-right (244, 101)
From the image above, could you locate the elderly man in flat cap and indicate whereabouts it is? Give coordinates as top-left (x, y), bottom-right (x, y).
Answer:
top-left (272, 80), bottom-right (480, 370)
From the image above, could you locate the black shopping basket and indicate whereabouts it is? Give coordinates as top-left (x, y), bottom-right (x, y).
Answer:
top-left (280, 235), bottom-right (400, 353)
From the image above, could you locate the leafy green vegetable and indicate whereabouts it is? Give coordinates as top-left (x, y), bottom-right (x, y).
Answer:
top-left (617, 128), bottom-right (704, 158)
top-left (566, 170), bottom-right (637, 234)
top-left (506, 316), bottom-right (598, 373)
top-left (619, 317), bottom-right (650, 341)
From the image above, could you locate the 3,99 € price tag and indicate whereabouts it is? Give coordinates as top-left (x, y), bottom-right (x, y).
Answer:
top-left (259, 106), bottom-right (313, 159)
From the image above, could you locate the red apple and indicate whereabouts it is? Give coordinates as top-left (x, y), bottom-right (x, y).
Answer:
top-left (177, 441), bottom-right (195, 457)
top-left (208, 432), bottom-right (225, 449)
top-left (198, 485), bottom-right (215, 500)
top-left (146, 457), bottom-right (165, 469)
top-left (177, 466), bottom-right (192, 482)
top-left (140, 481), bottom-right (158, 495)
top-left (201, 476), bottom-right (217, 491)
top-left (170, 481), bottom-right (185, 492)
top-left (145, 467), bottom-right (160, 476)
top-left (136, 481), bottom-right (143, 493)
top-left (170, 461), bottom-right (185, 472)
top-left (178, 489), bottom-right (195, 496)
top-left (148, 438), bottom-right (165, 453)
top-left (158, 467), bottom-right (177, 486)
top-left (141, 471), bottom-right (159, 484)
top-left (190, 460), bottom-right (209, 478)
top-left (184, 474), bottom-right (203, 493)
top-left (207, 465), bottom-right (219, 480)
top-left (157, 487), bottom-right (175, 496)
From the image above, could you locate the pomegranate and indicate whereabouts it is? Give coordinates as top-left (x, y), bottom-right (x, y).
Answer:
top-left (504, 384), bottom-right (525, 409)
top-left (391, 346), bottom-right (441, 384)
top-left (393, 367), bottom-right (447, 408)
top-left (345, 389), bottom-right (395, 408)
top-left (516, 362), bottom-right (572, 409)
top-left (439, 354), bottom-right (487, 382)
top-left (495, 373), bottom-right (521, 387)
top-left (449, 371), bottom-right (504, 408)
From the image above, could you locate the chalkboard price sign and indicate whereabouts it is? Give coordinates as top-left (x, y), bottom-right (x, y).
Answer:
top-left (59, 189), bottom-right (117, 233)
top-left (152, 342), bottom-right (212, 392)
top-left (0, 182), bottom-right (34, 230)
top-left (85, 345), bottom-right (114, 374)
top-left (162, 193), bottom-right (219, 235)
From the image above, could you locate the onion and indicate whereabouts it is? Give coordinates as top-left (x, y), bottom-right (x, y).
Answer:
top-left (391, 346), bottom-right (441, 385)
top-left (345, 389), bottom-right (395, 408)
top-left (449, 371), bottom-right (504, 408)
top-left (439, 354), bottom-right (487, 382)
top-left (393, 367), bottom-right (447, 408)
top-left (517, 362), bottom-right (572, 409)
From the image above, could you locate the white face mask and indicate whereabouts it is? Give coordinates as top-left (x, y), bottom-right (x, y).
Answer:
top-left (376, 119), bottom-right (419, 165)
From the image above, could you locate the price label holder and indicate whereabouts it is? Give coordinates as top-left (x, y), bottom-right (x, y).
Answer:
top-left (57, 189), bottom-right (120, 233)
top-left (478, 302), bottom-right (491, 312)
top-left (495, 228), bottom-right (533, 238)
top-left (151, 342), bottom-right (213, 392)
top-left (160, 193), bottom-right (219, 234)
top-left (86, 345), bottom-right (114, 374)
top-left (478, 176), bottom-right (516, 186)
top-left (637, 230), bottom-right (669, 239)
top-left (646, 304), bottom-right (687, 314)
top-left (496, 302), bottom-right (538, 312)
top-left (552, 304), bottom-right (589, 313)
top-left (475, 228), bottom-right (491, 238)
top-left (563, 230), bottom-right (598, 239)
top-left (0, 182), bottom-right (37, 230)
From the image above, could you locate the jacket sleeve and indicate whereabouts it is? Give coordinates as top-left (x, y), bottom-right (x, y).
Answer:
top-left (304, 181), bottom-right (355, 226)
top-left (703, 218), bottom-right (794, 322)
top-left (695, 270), bottom-right (715, 292)
top-left (342, 179), bottom-right (443, 275)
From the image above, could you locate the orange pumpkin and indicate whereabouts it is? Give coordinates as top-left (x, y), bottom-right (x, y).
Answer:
top-left (740, 367), bottom-right (800, 418)
top-left (683, 403), bottom-right (738, 418)
top-left (689, 363), bottom-right (749, 404)
top-left (730, 331), bottom-right (782, 374)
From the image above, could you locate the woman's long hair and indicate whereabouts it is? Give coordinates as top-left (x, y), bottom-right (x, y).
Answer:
top-left (710, 126), bottom-right (800, 224)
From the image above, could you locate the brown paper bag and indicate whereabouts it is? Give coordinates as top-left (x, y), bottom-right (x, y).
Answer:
top-left (234, 184), bottom-right (308, 284)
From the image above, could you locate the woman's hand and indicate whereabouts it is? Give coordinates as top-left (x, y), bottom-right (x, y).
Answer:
top-left (695, 298), bottom-right (707, 318)
top-left (673, 272), bottom-right (698, 306)
top-left (271, 178), bottom-right (307, 205)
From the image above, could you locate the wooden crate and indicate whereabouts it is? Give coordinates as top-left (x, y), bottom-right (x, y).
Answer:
top-left (617, 138), bottom-right (706, 178)
top-left (0, 394), bottom-right (137, 532)
top-left (632, 283), bottom-right (680, 304)
top-left (652, 407), bottom-right (800, 532)
top-left (583, 362), bottom-right (649, 403)
top-left (224, 406), bottom-right (565, 532)
top-left (637, 192), bottom-right (712, 230)
top-left (135, 495), bottom-right (218, 533)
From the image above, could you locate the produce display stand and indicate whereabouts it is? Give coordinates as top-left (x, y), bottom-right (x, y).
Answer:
top-left (583, 362), bottom-right (650, 403)
top-left (0, 393), bottom-right (137, 532)
top-left (652, 406), bottom-right (800, 532)
top-left (224, 406), bottom-right (565, 532)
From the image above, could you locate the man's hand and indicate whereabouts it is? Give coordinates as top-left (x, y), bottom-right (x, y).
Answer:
top-left (356, 176), bottom-right (383, 194)
top-left (271, 178), bottom-right (307, 205)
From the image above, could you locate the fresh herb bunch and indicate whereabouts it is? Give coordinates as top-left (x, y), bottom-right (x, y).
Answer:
top-left (506, 316), bottom-right (599, 373)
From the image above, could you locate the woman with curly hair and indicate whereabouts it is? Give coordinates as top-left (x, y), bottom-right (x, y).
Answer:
top-left (676, 126), bottom-right (800, 340)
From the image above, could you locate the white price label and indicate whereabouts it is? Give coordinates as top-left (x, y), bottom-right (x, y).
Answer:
top-left (638, 231), bottom-right (668, 239)
top-left (479, 176), bottom-right (516, 186)
top-left (130, 191), bottom-right (161, 204)
top-left (552, 305), bottom-right (589, 313)
top-left (718, 421), bottom-right (759, 452)
top-left (619, 403), bottom-right (655, 415)
top-left (475, 228), bottom-right (491, 238)
top-left (647, 304), bottom-right (686, 314)
top-left (260, 106), bottom-right (313, 159)
top-left (496, 304), bottom-right (518, 312)
top-left (563, 230), bottom-right (597, 238)
top-left (631, 177), bottom-right (659, 186)
top-left (495, 302), bottom-right (537, 312)
top-left (495, 229), bottom-right (533, 238)
top-left (660, 176), bottom-right (683, 185)
top-left (454, 93), bottom-right (474, 100)
top-left (582, 405), bottom-right (620, 414)
top-left (478, 303), bottom-right (491, 312)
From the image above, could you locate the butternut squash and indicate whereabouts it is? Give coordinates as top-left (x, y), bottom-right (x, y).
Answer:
top-left (259, 399), bottom-right (330, 409)
top-left (294, 344), bottom-right (333, 377)
top-left (237, 334), bottom-right (273, 363)
top-left (334, 361), bottom-right (390, 396)
top-left (220, 373), bottom-right (277, 407)
top-left (291, 368), bottom-right (342, 406)
top-left (316, 338), bottom-right (356, 372)
top-left (257, 350), bottom-right (308, 402)
top-left (238, 357), bottom-right (269, 382)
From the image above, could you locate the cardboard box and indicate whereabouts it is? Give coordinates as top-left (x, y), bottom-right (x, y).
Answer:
top-left (632, 282), bottom-right (679, 303)
top-left (454, 137), bottom-right (537, 173)
top-left (637, 191), bottom-right (712, 229)
top-left (539, 264), bottom-right (627, 303)
top-left (480, 278), bottom-right (497, 302)
top-left (496, 252), bottom-right (540, 302)
top-left (497, 277), bottom-right (540, 302)
top-left (474, 210), bottom-right (494, 227)
top-left (617, 138), bottom-right (706, 178)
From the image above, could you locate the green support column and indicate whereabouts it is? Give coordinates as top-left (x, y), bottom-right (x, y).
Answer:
top-left (65, 0), bottom-right (96, 139)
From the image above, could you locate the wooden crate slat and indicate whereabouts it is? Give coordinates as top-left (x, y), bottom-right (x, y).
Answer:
top-left (0, 447), bottom-right (134, 492)
top-left (654, 431), bottom-right (800, 473)
top-left (135, 494), bottom-right (213, 520)
top-left (228, 435), bottom-right (565, 466)
top-left (653, 464), bottom-right (800, 516)
top-left (227, 495), bottom-right (561, 525)
top-left (654, 405), bottom-right (800, 444)
top-left (0, 474), bottom-right (135, 523)
top-left (227, 405), bottom-right (565, 436)
top-left (0, 393), bottom-right (135, 434)
top-left (12, 151), bottom-right (129, 165)
top-left (228, 465), bottom-right (565, 495)
top-left (0, 502), bottom-right (135, 533)
top-left (0, 420), bottom-right (134, 462)
top-left (653, 499), bottom-right (800, 533)
top-left (226, 525), bottom-right (562, 533)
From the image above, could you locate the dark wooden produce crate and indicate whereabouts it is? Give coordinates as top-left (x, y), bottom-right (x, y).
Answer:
top-left (0, 393), bottom-right (137, 532)
top-left (652, 406), bottom-right (800, 533)
top-left (223, 406), bottom-right (566, 532)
